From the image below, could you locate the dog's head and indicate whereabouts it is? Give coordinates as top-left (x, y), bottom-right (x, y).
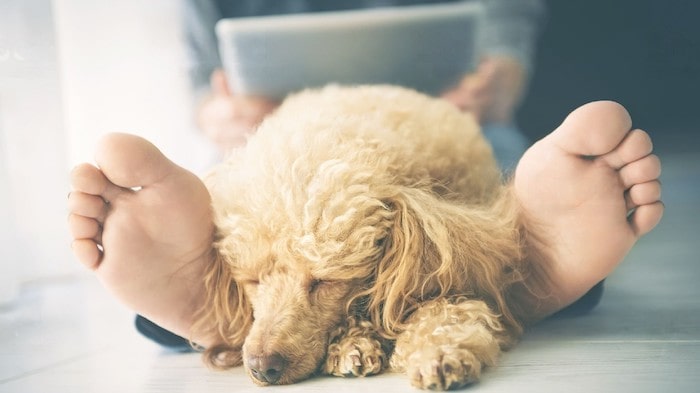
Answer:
top-left (201, 154), bottom-right (398, 384)
top-left (200, 174), bottom-right (522, 385)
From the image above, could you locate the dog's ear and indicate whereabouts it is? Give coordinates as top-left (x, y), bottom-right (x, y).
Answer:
top-left (192, 249), bottom-right (253, 369)
top-left (364, 186), bottom-right (525, 337)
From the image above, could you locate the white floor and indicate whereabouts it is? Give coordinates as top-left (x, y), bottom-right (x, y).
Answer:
top-left (1, 150), bottom-right (699, 393)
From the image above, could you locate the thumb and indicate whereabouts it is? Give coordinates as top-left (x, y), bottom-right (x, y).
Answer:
top-left (210, 69), bottom-right (232, 96)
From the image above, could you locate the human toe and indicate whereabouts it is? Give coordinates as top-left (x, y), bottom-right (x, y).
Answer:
top-left (629, 201), bottom-right (664, 236)
top-left (71, 238), bottom-right (102, 270)
top-left (552, 101), bottom-right (632, 156)
top-left (95, 133), bottom-right (180, 189)
top-left (68, 213), bottom-right (102, 241)
top-left (619, 154), bottom-right (661, 188)
top-left (67, 191), bottom-right (108, 220)
top-left (626, 180), bottom-right (662, 209)
top-left (601, 129), bottom-right (653, 169)
top-left (70, 163), bottom-right (122, 201)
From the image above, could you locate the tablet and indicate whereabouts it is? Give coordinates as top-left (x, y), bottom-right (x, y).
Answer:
top-left (216, 2), bottom-right (483, 100)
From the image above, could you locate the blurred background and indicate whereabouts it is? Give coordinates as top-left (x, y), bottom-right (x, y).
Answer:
top-left (0, 0), bottom-right (216, 302)
top-left (519, 0), bottom-right (699, 151)
top-left (0, 0), bottom-right (698, 303)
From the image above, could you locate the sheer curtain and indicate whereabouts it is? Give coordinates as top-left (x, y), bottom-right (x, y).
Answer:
top-left (0, 0), bottom-right (216, 305)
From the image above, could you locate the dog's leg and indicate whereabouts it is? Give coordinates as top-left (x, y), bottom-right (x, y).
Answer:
top-left (390, 298), bottom-right (507, 390)
top-left (323, 317), bottom-right (391, 377)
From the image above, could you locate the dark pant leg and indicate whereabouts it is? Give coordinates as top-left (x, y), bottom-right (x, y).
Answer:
top-left (135, 315), bottom-right (194, 352)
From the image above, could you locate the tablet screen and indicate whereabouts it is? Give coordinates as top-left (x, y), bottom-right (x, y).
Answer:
top-left (216, 2), bottom-right (482, 100)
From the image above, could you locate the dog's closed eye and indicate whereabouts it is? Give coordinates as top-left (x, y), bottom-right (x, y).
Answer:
top-left (240, 279), bottom-right (260, 291)
top-left (308, 279), bottom-right (354, 304)
top-left (308, 279), bottom-right (329, 294)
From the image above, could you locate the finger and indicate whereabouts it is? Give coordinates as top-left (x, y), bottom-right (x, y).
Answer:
top-left (231, 96), bottom-right (279, 124)
top-left (475, 58), bottom-right (499, 80)
top-left (211, 68), bottom-right (232, 96)
top-left (462, 72), bottom-right (490, 95)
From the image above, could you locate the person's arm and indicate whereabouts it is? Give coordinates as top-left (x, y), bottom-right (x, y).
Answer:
top-left (442, 0), bottom-right (545, 124)
top-left (477, 0), bottom-right (545, 75)
top-left (182, 0), bottom-right (223, 102)
top-left (182, 0), bottom-right (278, 152)
top-left (197, 69), bottom-right (279, 152)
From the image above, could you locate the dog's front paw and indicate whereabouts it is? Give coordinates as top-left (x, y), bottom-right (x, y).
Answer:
top-left (406, 347), bottom-right (480, 390)
top-left (324, 335), bottom-right (386, 377)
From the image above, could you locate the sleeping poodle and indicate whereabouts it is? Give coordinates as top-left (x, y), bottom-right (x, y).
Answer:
top-left (192, 85), bottom-right (541, 390)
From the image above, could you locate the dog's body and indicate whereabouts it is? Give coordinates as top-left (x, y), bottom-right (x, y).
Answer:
top-left (195, 85), bottom-right (533, 390)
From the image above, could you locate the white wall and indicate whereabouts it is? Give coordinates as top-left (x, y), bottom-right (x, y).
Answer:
top-left (52, 0), bottom-right (216, 171)
top-left (0, 0), bottom-right (75, 295)
top-left (0, 0), bottom-right (217, 297)
top-left (0, 123), bottom-right (20, 304)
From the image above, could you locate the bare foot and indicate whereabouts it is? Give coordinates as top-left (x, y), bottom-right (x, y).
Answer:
top-left (66, 103), bottom-right (662, 341)
top-left (514, 101), bottom-right (664, 320)
top-left (68, 133), bottom-right (214, 341)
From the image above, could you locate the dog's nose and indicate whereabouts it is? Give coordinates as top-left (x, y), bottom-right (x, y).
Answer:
top-left (247, 353), bottom-right (288, 384)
